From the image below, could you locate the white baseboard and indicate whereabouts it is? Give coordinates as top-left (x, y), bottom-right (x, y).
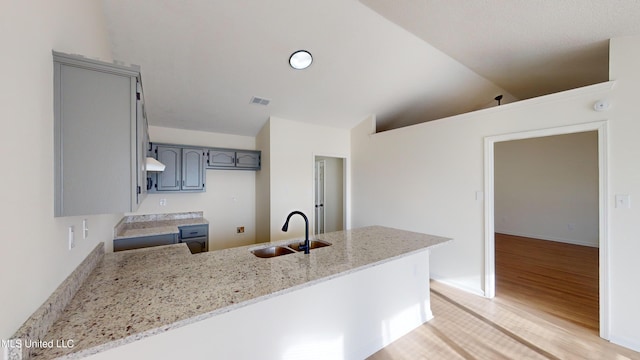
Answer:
top-left (610, 335), bottom-right (640, 353)
top-left (495, 230), bottom-right (598, 248)
top-left (430, 275), bottom-right (485, 297)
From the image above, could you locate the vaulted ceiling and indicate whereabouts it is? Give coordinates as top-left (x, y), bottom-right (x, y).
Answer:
top-left (101, 1), bottom-right (640, 135)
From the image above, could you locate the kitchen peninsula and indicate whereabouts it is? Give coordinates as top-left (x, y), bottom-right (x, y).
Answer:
top-left (22, 226), bottom-right (450, 359)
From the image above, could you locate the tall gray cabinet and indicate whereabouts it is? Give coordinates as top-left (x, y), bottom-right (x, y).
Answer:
top-left (53, 52), bottom-right (148, 217)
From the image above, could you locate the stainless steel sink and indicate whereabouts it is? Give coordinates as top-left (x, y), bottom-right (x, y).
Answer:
top-left (251, 246), bottom-right (295, 258)
top-left (251, 240), bottom-right (332, 258)
top-left (287, 240), bottom-right (331, 252)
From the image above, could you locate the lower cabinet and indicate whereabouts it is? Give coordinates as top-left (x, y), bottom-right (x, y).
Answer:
top-left (113, 233), bottom-right (178, 252)
top-left (182, 238), bottom-right (208, 254)
top-left (178, 224), bottom-right (209, 254)
top-left (113, 224), bottom-right (209, 253)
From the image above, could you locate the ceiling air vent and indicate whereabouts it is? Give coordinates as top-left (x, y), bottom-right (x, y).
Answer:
top-left (250, 96), bottom-right (270, 106)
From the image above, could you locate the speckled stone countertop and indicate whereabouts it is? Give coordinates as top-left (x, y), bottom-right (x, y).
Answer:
top-left (33, 226), bottom-right (450, 359)
top-left (113, 212), bottom-right (208, 239)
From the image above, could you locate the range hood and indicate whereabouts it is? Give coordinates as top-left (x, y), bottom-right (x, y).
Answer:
top-left (145, 157), bottom-right (166, 172)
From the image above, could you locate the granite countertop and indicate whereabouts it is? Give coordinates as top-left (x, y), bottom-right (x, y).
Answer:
top-left (33, 226), bottom-right (451, 359)
top-left (113, 212), bottom-right (209, 239)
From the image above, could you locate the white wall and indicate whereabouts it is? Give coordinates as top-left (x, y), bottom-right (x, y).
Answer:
top-left (494, 131), bottom-right (599, 247)
top-left (130, 126), bottom-right (257, 251)
top-left (0, 0), bottom-right (120, 340)
top-left (606, 35), bottom-right (640, 351)
top-left (265, 117), bottom-right (350, 242)
top-left (351, 89), bottom-right (615, 294)
top-left (352, 36), bottom-right (640, 351)
top-left (255, 121), bottom-right (271, 243)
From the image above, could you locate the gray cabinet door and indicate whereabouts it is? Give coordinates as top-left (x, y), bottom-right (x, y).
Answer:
top-left (236, 151), bottom-right (261, 169)
top-left (54, 52), bottom-right (140, 216)
top-left (135, 81), bottom-right (148, 205)
top-left (156, 146), bottom-right (181, 191)
top-left (207, 150), bottom-right (236, 168)
top-left (182, 148), bottom-right (205, 191)
top-left (182, 239), bottom-right (208, 254)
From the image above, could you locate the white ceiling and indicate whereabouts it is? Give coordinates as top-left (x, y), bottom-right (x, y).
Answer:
top-left (101, 1), bottom-right (640, 136)
top-left (360, 0), bottom-right (640, 100)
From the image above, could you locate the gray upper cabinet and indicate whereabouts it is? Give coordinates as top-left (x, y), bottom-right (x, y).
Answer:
top-left (152, 145), bottom-right (205, 192)
top-left (236, 151), bottom-right (261, 169)
top-left (53, 51), bottom-right (147, 217)
top-left (207, 148), bottom-right (261, 170)
top-left (155, 146), bottom-right (182, 191)
top-left (207, 150), bottom-right (236, 168)
top-left (149, 144), bottom-right (258, 194)
top-left (182, 148), bottom-right (205, 191)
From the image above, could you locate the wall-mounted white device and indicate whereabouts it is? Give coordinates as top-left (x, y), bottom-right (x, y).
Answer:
top-left (68, 226), bottom-right (75, 250)
top-left (593, 100), bottom-right (611, 112)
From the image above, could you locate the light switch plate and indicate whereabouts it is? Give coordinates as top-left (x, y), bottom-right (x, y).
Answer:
top-left (68, 226), bottom-right (75, 250)
top-left (615, 194), bottom-right (631, 209)
top-left (82, 219), bottom-right (89, 239)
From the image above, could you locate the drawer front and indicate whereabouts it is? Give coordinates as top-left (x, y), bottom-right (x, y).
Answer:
top-left (179, 224), bottom-right (208, 239)
top-left (113, 233), bottom-right (177, 252)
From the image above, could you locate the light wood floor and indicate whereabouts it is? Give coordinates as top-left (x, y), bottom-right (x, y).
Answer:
top-left (369, 235), bottom-right (640, 359)
top-left (495, 233), bottom-right (599, 331)
top-left (369, 282), bottom-right (640, 359)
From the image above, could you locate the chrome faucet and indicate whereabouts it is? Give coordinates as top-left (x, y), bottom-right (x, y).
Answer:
top-left (281, 211), bottom-right (310, 254)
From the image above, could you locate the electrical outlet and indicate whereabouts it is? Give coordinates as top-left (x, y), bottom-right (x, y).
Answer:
top-left (159, 198), bottom-right (167, 206)
top-left (237, 226), bottom-right (245, 234)
top-left (68, 226), bottom-right (75, 250)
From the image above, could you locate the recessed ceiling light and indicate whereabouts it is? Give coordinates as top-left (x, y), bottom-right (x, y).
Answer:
top-left (289, 50), bottom-right (313, 70)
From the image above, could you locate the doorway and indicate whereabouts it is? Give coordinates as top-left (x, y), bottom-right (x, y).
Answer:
top-left (314, 156), bottom-right (345, 235)
top-left (493, 131), bottom-right (599, 331)
top-left (484, 121), bottom-right (610, 339)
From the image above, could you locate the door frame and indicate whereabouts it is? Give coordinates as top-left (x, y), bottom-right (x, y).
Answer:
top-left (314, 159), bottom-right (327, 235)
top-left (483, 120), bottom-right (610, 339)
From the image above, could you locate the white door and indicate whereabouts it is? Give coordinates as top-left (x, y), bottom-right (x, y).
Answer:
top-left (315, 159), bottom-right (326, 235)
